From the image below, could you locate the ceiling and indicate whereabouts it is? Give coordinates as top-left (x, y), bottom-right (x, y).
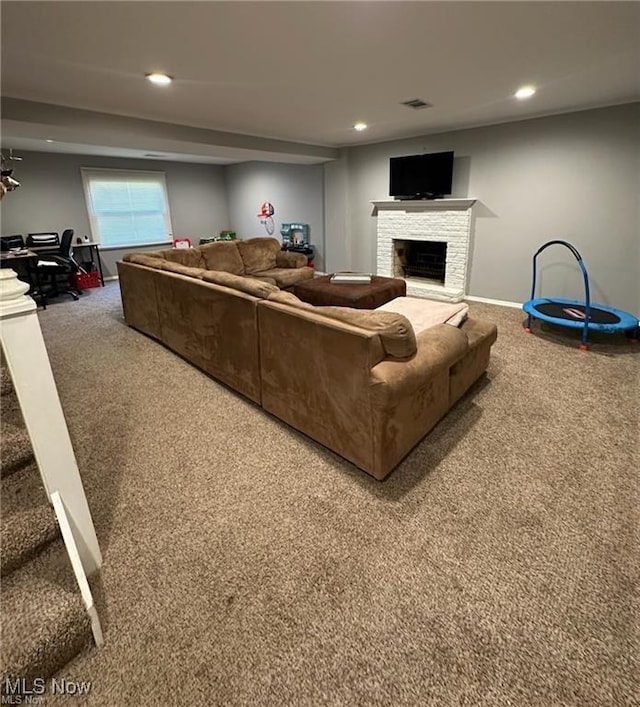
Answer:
top-left (2, 1), bottom-right (639, 165)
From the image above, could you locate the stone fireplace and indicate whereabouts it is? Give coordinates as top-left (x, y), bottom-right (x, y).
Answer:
top-left (373, 198), bottom-right (476, 302)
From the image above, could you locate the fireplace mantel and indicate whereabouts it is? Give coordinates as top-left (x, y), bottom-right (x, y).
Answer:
top-left (372, 198), bottom-right (476, 213)
top-left (374, 198), bottom-right (477, 302)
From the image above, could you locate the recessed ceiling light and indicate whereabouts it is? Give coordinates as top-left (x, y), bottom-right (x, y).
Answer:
top-left (45, 139), bottom-right (54, 143)
top-left (146, 72), bottom-right (173, 86)
top-left (353, 122), bottom-right (368, 132)
top-left (515, 85), bottom-right (536, 100)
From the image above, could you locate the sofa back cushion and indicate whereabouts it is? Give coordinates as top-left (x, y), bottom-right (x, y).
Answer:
top-left (201, 270), bottom-right (279, 298)
top-left (265, 291), bottom-right (417, 359)
top-left (159, 261), bottom-right (206, 279)
top-left (157, 247), bottom-right (205, 269)
top-left (124, 253), bottom-right (165, 269)
top-left (197, 241), bottom-right (245, 275)
top-left (237, 238), bottom-right (280, 275)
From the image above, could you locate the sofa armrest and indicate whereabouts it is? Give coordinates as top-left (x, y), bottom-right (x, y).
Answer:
top-left (370, 324), bottom-right (468, 406)
top-left (276, 251), bottom-right (307, 268)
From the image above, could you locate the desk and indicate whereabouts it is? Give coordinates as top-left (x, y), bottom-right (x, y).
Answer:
top-left (0, 250), bottom-right (47, 308)
top-left (29, 241), bottom-right (105, 286)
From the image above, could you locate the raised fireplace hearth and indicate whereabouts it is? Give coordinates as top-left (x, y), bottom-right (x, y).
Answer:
top-left (373, 198), bottom-right (476, 302)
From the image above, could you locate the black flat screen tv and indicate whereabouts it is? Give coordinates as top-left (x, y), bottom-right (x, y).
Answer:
top-left (389, 151), bottom-right (454, 200)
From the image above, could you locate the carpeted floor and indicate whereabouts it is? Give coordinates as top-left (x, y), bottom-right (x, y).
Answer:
top-left (29, 283), bottom-right (639, 705)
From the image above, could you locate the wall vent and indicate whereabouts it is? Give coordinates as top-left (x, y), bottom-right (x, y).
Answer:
top-left (401, 99), bottom-right (432, 110)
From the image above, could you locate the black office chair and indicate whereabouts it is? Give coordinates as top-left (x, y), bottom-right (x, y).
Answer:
top-left (33, 229), bottom-right (81, 301)
top-left (26, 232), bottom-right (60, 252)
top-left (0, 234), bottom-right (25, 251)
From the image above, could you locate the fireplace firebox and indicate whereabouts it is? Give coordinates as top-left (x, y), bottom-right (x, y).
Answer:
top-left (394, 240), bottom-right (447, 283)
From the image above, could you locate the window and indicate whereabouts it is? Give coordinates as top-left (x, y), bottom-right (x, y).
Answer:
top-left (81, 168), bottom-right (173, 249)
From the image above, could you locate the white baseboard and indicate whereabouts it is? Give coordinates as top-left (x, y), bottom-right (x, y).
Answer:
top-left (103, 275), bottom-right (118, 282)
top-left (465, 295), bottom-right (522, 310)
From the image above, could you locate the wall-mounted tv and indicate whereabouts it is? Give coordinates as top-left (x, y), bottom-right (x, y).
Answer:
top-left (389, 151), bottom-right (454, 200)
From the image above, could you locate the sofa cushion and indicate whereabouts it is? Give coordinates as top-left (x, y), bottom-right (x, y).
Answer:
top-left (237, 238), bottom-right (280, 275)
top-left (276, 251), bottom-right (307, 269)
top-left (201, 270), bottom-right (279, 298)
top-left (266, 291), bottom-right (417, 359)
top-left (267, 291), bottom-right (306, 307)
top-left (159, 261), bottom-right (207, 279)
top-left (251, 267), bottom-right (314, 289)
top-left (124, 253), bottom-right (165, 269)
top-left (198, 241), bottom-right (245, 275)
top-left (157, 248), bottom-right (205, 269)
top-left (246, 275), bottom-right (278, 287)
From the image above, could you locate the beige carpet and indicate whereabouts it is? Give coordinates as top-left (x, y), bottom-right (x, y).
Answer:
top-left (29, 283), bottom-right (639, 706)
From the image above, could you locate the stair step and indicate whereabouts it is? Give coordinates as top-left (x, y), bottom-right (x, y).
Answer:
top-left (0, 364), bottom-right (12, 396)
top-left (1, 504), bottom-right (60, 576)
top-left (0, 364), bottom-right (21, 420)
top-left (0, 542), bottom-right (92, 687)
top-left (1, 362), bottom-right (32, 478)
top-left (2, 459), bottom-right (49, 512)
top-left (0, 422), bottom-right (34, 479)
top-left (1, 461), bottom-right (59, 575)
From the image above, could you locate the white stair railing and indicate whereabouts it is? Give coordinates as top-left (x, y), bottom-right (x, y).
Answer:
top-left (0, 269), bottom-right (102, 603)
top-left (51, 491), bottom-right (103, 646)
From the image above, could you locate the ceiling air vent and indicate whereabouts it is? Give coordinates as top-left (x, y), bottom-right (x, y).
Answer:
top-left (401, 99), bottom-right (432, 110)
top-left (144, 153), bottom-right (165, 158)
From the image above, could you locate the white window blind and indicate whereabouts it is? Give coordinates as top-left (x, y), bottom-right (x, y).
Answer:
top-left (81, 168), bottom-right (173, 248)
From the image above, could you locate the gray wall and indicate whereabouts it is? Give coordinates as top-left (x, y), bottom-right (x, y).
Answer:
top-left (337, 103), bottom-right (640, 312)
top-left (225, 161), bottom-right (325, 271)
top-left (0, 151), bottom-right (229, 278)
top-left (3, 104), bottom-right (637, 312)
top-left (323, 151), bottom-right (351, 274)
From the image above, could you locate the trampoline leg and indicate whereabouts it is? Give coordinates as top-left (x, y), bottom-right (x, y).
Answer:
top-left (524, 314), bottom-right (532, 334)
top-left (580, 324), bottom-right (589, 351)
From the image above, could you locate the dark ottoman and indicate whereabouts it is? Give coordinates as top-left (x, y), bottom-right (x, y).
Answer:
top-left (293, 275), bottom-right (406, 309)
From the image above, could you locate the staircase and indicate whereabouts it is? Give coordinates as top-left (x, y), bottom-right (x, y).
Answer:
top-left (0, 364), bottom-right (93, 687)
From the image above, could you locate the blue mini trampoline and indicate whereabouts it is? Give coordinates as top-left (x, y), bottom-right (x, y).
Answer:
top-left (523, 240), bottom-right (639, 350)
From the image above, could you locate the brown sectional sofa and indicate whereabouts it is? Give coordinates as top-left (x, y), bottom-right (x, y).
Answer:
top-left (136, 237), bottom-right (315, 289)
top-left (117, 238), bottom-right (497, 480)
